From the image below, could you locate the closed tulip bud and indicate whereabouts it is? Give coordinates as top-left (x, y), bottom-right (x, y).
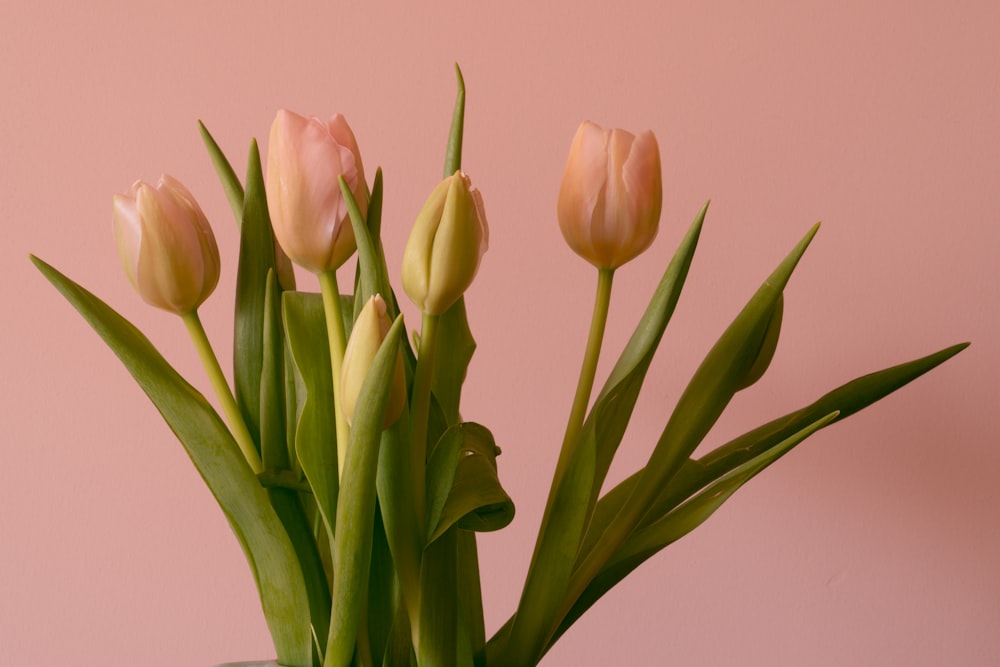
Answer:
top-left (557, 121), bottom-right (662, 269)
top-left (265, 109), bottom-right (367, 274)
top-left (401, 171), bottom-right (489, 315)
top-left (341, 295), bottom-right (406, 428)
top-left (112, 175), bottom-right (220, 314)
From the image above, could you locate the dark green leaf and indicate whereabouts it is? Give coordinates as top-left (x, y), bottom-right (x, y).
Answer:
top-left (425, 423), bottom-right (514, 544)
top-left (234, 140), bottom-right (279, 453)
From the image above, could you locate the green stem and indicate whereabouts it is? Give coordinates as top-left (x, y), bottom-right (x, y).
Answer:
top-left (555, 268), bottom-right (614, 483)
top-left (410, 311), bottom-right (440, 538)
top-left (182, 310), bottom-right (262, 474)
top-left (319, 270), bottom-right (350, 479)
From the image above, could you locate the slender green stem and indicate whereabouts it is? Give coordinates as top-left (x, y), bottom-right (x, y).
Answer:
top-left (182, 310), bottom-right (263, 474)
top-left (410, 311), bottom-right (440, 538)
top-left (319, 270), bottom-right (350, 479)
top-left (554, 268), bottom-right (614, 483)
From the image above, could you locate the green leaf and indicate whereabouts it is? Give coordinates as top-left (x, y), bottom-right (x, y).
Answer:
top-left (425, 423), bottom-right (515, 544)
top-left (444, 63), bottom-right (465, 178)
top-left (234, 139), bottom-right (279, 453)
top-left (326, 315), bottom-right (405, 667)
top-left (261, 271), bottom-right (331, 663)
top-left (376, 416), bottom-right (422, 622)
top-left (341, 172), bottom-right (393, 322)
top-left (501, 204), bottom-right (705, 666)
top-left (198, 120), bottom-right (245, 223)
top-left (548, 412), bottom-right (839, 651)
top-left (543, 224), bottom-right (819, 664)
top-left (260, 270), bottom-right (289, 471)
top-left (283, 292), bottom-right (340, 538)
top-left (698, 341), bottom-right (970, 480)
top-left (31, 256), bottom-right (312, 666)
top-left (584, 204), bottom-right (706, 524)
top-left (431, 299), bottom-right (477, 424)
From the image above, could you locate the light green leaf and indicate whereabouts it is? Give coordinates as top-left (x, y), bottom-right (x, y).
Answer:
top-left (31, 256), bottom-right (312, 666)
top-left (283, 291), bottom-right (340, 539)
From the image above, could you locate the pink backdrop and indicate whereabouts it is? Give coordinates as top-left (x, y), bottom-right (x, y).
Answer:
top-left (3, 1), bottom-right (997, 665)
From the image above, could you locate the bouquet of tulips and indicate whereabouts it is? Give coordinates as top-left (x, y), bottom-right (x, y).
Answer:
top-left (31, 68), bottom-right (966, 667)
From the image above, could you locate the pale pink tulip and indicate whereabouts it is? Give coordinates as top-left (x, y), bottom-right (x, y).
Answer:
top-left (265, 109), bottom-right (367, 274)
top-left (401, 171), bottom-right (489, 315)
top-left (557, 121), bottom-right (662, 269)
top-left (112, 175), bottom-right (220, 314)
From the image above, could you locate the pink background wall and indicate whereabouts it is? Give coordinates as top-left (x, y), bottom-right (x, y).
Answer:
top-left (2, 1), bottom-right (997, 665)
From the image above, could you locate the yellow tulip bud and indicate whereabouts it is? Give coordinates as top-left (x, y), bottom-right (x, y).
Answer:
top-left (557, 121), bottom-right (662, 269)
top-left (401, 171), bottom-right (488, 316)
top-left (340, 295), bottom-right (406, 428)
top-left (112, 175), bottom-right (220, 314)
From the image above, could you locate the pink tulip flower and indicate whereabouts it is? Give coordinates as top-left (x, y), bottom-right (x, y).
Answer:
top-left (265, 109), bottom-right (367, 274)
top-left (557, 121), bottom-right (662, 269)
top-left (112, 175), bottom-right (220, 314)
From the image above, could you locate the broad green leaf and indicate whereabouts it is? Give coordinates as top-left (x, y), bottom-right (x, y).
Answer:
top-left (234, 140), bottom-right (279, 453)
top-left (376, 414), bottom-right (422, 623)
top-left (431, 298), bottom-right (477, 424)
top-left (32, 256), bottom-right (312, 666)
top-left (326, 316), bottom-right (405, 667)
top-left (502, 205), bottom-right (705, 666)
top-left (198, 120), bottom-right (244, 223)
top-left (548, 413), bottom-right (838, 651)
top-left (367, 506), bottom-right (395, 667)
top-left (425, 423), bottom-right (514, 544)
top-left (458, 529), bottom-right (487, 667)
top-left (261, 271), bottom-right (331, 662)
top-left (736, 292), bottom-right (783, 390)
top-left (417, 528), bottom-right (459, 667)
top-left (283, 292), bottom-right (340, 538)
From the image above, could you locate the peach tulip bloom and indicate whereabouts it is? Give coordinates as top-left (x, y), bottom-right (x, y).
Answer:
top-left (557, 121), bottom-right (662, 269)
top-left (112, 175), bottom-right (220, 314)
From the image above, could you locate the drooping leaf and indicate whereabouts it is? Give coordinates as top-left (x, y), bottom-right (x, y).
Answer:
top-left (31, 256), bottom-right (312, 666)
top-left (425, 423), bottom-right (514, 543)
